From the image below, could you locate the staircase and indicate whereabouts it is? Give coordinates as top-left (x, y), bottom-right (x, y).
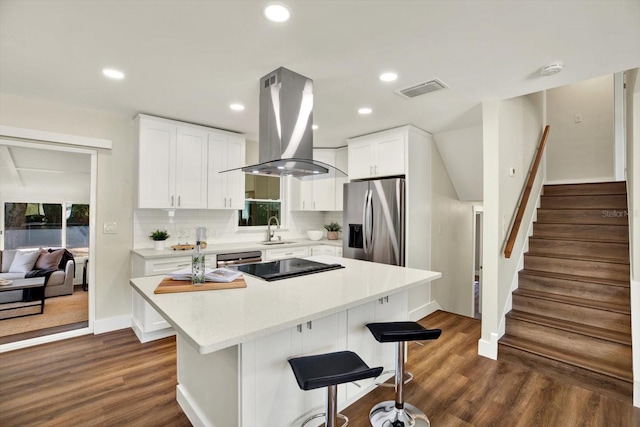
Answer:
top-left (499, 181), bottom-right (632, 400)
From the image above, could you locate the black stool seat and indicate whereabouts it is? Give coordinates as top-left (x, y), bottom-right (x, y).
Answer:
top-left (289, 350), bottom-right (383, 390)
top-left (367, 321), bottom-right (441, 343)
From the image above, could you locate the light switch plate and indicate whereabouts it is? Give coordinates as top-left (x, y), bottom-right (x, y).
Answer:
top-left (103, 222), bottom-right (117, 234)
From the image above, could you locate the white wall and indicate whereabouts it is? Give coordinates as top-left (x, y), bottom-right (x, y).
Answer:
top-left (0, 93), bottom-right (135, 322)
top-left (430, 143), bottom-right (476, 317)
top-left (626, 68), bottom-right (640, 406)
top-left (546, 74), bottom-right (615, 183)
top-left (480, 91), bottom-right (545, 359)
top-left (433, 125), bottom-right (483, 201)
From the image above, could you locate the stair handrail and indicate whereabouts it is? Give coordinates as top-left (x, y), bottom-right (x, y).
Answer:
top-left (504, 125), bottom-right (551, 258)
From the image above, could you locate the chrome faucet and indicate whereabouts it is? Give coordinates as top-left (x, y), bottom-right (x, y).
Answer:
top-left (267, 216), bottom-right (280, 242)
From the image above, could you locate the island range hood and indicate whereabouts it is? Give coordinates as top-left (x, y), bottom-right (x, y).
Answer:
top-left (231, 67), bottom-right (346, 179)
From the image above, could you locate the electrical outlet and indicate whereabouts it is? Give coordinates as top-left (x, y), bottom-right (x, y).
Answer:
top-left (509, 167), bottom-right (516, 177)
top-left (574, 113), bottom-right (582, 123)
top-left (103, 222), bottom-right (117, 234)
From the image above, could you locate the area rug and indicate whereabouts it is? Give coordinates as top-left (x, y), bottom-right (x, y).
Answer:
top-left (0, 288), bottom-right (88, 337)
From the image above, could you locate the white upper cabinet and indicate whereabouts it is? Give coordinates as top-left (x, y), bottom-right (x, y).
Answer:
top-left (138, 117), bottom-right (207, 209)
top-left (208, 132), bottom-right (246, 210)
top-left (290, 148), bottom-right (346, 211)
top-left (137, 114), bottom-right (245, 210)
top-left (348, 131), bottom-right (406, 180)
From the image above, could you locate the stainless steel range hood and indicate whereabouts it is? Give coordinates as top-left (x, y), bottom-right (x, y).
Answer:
top-left (231, 67), bottom-right (346, 179)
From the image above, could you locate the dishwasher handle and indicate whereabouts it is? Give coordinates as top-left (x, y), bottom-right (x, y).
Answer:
top-left (216, 251), bottom-right (263, 267)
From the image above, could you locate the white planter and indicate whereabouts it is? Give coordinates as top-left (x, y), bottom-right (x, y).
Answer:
top-left (154, 241), bottom-right (166, 251)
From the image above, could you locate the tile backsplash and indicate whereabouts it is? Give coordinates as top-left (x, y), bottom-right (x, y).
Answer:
top-left (133, 209), bottom-right (344, 249)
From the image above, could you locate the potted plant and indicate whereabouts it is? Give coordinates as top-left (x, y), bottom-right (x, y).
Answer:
top-left (150, 229), bottom-right (170, 251)
top-left (324, 222), bottom-right (342, 240)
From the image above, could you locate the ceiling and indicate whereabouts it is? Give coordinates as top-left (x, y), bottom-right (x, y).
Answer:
top-left (1, 1), bottom-right (639, 148)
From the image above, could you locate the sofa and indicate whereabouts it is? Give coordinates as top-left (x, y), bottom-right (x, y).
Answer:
top-left (0, 248), bottom-right (75, 303)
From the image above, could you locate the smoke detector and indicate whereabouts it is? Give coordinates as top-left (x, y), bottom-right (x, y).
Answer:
top-left (540, 62), bottom-right (563, 76)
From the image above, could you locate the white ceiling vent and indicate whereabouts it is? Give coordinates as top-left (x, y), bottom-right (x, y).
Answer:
top-left (395, 79), bottom-right (449, 99)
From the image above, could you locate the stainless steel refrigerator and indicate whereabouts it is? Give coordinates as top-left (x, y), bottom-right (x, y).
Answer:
top-left (342, 178), bottom-right (405, 266)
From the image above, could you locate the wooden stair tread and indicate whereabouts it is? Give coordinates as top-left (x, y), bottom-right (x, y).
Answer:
top-left (525, 251), bottom-right (630, 265)
top-left (499, 335), bottom-right (632, 382)
top-left (543, 182), bottom-right (627, 196)
top-left (519, 269), bottom-right (630, 288)
top-left (513, 288), bottom-right (630, 314)
top-left (506, 310), bottom-right (632, 345)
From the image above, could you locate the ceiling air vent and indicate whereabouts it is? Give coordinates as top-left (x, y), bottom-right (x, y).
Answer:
top-left (395, 79), bottom-right (448, 99)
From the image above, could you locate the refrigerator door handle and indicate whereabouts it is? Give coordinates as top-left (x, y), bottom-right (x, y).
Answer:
top-left (362, 189), bottom-right (369, 255)
top-left (366, 189), bottom-right (374, 252)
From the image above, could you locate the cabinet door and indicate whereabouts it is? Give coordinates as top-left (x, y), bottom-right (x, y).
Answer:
top-left (335, 147), bottom-right (348, 211)
top-left (226, 135), bottom-right (246, 210)
top-left (346, 301), bottom-right (377, 399)
top-left (242, 327), bottom-right (303, 427)
top-left (312, 150), bottom-right (336, 211)
top-left (138, 119), bottom-right (176, 208)
top-left (208, 132), bottom-right (228, 209)
top-left (374, 134), bottom-right (405, 178)
top-left (175, 126), bottom-right (208, 209)
top-left (265, 246), bottom-right (309, 261)
top-left (374, 291), bottom-right (408, 371)
top-left (298, 312), bottom-right (347, 420)
top-left (348, 140), bottom-right (375, 180)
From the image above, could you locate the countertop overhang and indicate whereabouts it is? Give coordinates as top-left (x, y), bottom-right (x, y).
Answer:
top-left (129, 255), bottom-right (441, 354)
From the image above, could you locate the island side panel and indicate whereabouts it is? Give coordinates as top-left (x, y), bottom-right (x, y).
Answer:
top-left (176, 335), bottom-right (239, 427)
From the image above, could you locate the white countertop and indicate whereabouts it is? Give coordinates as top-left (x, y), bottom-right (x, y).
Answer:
top-left (129, 255), bottom-right (441, 354)
top-left (132, 239), bottom-right (342, 259)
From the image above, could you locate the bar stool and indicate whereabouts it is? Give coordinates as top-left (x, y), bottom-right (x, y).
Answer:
top-left (366, 321), bottom-right (442, 427)
top-left (289, 350), bottom-right (383, 427)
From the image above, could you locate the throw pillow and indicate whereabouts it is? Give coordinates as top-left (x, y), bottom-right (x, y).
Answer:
top-left (34, 249), bottom-right (64, 271)
top-left (8, 250), bottom-right (40, 273)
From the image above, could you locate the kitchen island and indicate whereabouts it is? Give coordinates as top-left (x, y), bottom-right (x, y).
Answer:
top-left (129, 255), bottom-right (441, 427)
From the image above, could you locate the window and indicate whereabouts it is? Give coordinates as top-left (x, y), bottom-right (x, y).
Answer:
top-left (3, 202), bottom-right (89, 250)
top-left (238, 175), bottom-right (281, 227)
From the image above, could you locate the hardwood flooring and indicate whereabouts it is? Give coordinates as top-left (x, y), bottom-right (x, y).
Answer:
top-left (1, 310), bottom-right (639, 426)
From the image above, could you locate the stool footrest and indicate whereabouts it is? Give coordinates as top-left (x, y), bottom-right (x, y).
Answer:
top-left (302, 412), bottom-right (348, 427)
top-left (374, 370), bottom-right (413, 387)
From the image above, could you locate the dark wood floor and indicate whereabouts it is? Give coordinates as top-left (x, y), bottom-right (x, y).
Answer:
top-left (1, 310), bottom-right (639, 426)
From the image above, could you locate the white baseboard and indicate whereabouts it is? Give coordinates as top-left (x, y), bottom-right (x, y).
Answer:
top-left (409, 300), bottom-right (441, 321)
top-left (0, 327), bottom-right (91, 353)
top-left (93, 315), bottom-right (132, 334)
top-left (635, 381), bottom-right (640, 408)
top-left (132, 322), bottom-right (176, 343)
top-left (177, 384), bottom-right (210, 427)
top-left (478, 332), bottom-right (499, 360)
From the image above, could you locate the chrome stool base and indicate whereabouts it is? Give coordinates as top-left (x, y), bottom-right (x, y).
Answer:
top-left (302, 412), bottom-right (348, 427)
top-left (369, 401), bottom-right (430, 427)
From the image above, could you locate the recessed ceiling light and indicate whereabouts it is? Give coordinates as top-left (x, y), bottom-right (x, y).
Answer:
top-left (277, 166), bottom-right (285, 170)
top-left (312, 124), bottom-right (318, 130)
top-left (230, 103), bottom-right (245, 111)
top-left (102, 68), bottom-right (124, 79)
top-left (379, 72), bottom-right (398, 82)
top-left (264, 3), bottom-right (290, 22)
top-left (252, 170), bottom-right (260, 174)
top-left (358, 107), bottom-right (372, 115)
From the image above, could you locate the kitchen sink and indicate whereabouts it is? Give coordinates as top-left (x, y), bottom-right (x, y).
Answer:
top-left (260, 241), bottom-right (297, 246)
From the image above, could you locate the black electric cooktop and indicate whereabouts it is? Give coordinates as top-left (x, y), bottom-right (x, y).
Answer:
top-left (234, 258), bottom-right (344, 282)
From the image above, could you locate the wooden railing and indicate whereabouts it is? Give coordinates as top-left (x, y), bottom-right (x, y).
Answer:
top-left (504, 125), bottom-right (550, 258)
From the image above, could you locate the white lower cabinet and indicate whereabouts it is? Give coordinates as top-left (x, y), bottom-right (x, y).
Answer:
top-left (265, 246), bottom-right (310, 261)
top-left (130, 253), bottom-right (215, 343)
top-left (241, 311), bottom-right (346, 427)
top-left (241, 293), bottom-right (405, 427)
top-left (310, 245), bottom-right (338, 256)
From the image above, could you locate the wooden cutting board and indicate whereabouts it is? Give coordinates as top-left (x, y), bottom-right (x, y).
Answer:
top-left (154, 276), bottom-right (246, 294)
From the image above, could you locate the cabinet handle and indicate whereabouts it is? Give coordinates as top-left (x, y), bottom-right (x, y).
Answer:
top-left (385, 296), bottom-right (389, 303)
top-left (178, 196), bottom-right (181, 207)
top-left (378, 298), bottom-right (384, 305)
top-left (171, 196), bottom-right (175, 207)
top-left (229, 197), bottom-right (232, 207)
top-left (224, 197), bottom-right (227, 207)
top-left (302, 201), bottom-right (305, 210)
top-left (375, 165), bottom-right (378, 175)
top-left (297, 324), bottom-right (302, 333)
top-left (370, 165), bottom-right (373, 176)
top-left (313, 201), bottom-right (316, 210)
top-left (307, 321), bottom-right (312, 330)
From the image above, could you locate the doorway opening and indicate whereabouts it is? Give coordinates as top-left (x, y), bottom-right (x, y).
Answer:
top-left (472, 208), bottom-right (483, 320)
top-left (0, 140), bottom-right (96, 346)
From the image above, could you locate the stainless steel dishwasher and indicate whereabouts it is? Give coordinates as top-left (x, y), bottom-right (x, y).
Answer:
top-left (216, 250), bottom-right (263, 267)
